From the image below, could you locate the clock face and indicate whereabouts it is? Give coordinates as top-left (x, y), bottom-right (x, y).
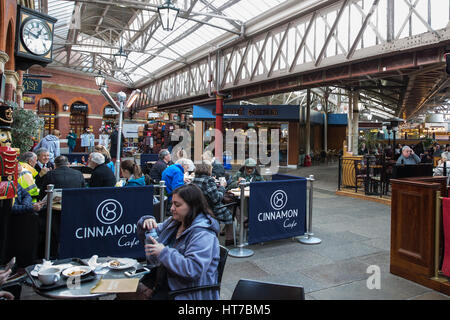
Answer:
top-left (21, 18), bottom-right (53, 56)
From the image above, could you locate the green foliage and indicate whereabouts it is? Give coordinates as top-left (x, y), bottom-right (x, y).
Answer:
top-left (8, 102), bottom-right (44, 153)
top-left (359, 131), bottom-right (378, 151)
top-left (422, 137), bottom-right (434, 149)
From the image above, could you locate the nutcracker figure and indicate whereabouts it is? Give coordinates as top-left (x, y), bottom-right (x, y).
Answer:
top-left (0, 102), bottom-right (18, 263)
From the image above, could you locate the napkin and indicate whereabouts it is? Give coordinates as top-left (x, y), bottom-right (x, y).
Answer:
top-left (90, 278), bottom-right (139, 294)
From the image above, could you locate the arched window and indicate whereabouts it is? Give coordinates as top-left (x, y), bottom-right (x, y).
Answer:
top-left (70, 101), bottom-right (88, 137)
top-left (37, 98), bottom-right (57, 136)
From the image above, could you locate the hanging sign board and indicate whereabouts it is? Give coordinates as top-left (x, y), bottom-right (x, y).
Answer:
top-left (23, 78), bottom-right (42, 94)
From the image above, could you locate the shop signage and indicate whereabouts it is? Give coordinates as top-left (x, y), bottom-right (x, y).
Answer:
top-left (104, 107), bottom-right (119, 115)
top-left (23, 78), bottom-right (42, 94)
top-left (248, 175), bottom-right (307, 244)
top-left (148, 112), bottom-right (160, 119)
top-left (71, 103), bottom-right (88, 112)
top-left (22, 94), bottom-right (35, 104)
top-left (59, 186), bottom-right (154, 259)
top-left (193, 105), bottom-right (299, 121)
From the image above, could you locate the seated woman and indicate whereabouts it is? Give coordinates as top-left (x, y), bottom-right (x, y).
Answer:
top-left (134, 184), bottom-right (220, 300)
top-left (191, 162), bottom-right (234, 246)
top-left (94, 144), bottom-right (115, 173)
top-left (433, 153), bottom-right (450, 180)
top-left (120, 160), bottom-right (145, 186)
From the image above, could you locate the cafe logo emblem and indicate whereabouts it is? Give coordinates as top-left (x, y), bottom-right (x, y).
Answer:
top-left (96, 199), bottom-right (123, 225)
top-left (270, 190), bottom-right (288, 211)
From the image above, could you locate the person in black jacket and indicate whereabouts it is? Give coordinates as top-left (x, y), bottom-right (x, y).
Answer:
top-left (149, 149), bottom-right (172, 183)
top-left (87, 152), bottom-right (116, 188)
top-left (36, 156), bottom-right (86, 199)
top-left (36, 155), bottom-right (86, 259)
top-left (109, 126), bottom-right (125, 163)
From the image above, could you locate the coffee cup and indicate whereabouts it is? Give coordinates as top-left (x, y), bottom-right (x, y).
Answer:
top-left (38, 267), bottom-right (61, 285)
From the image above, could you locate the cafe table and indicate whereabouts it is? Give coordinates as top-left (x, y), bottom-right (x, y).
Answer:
top-left (26, 257), bottom-right (148, 300)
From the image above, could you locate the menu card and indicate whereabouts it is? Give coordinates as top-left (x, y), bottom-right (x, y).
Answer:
top-left (90, 278), bottom-right (139, 294)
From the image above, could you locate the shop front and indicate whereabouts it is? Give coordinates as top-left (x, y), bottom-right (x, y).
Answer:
top-left (193, 105), bottom-right (306, 167)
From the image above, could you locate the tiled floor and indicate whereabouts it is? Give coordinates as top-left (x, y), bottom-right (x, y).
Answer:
top-left (18, 163), bottom-right (450, 300)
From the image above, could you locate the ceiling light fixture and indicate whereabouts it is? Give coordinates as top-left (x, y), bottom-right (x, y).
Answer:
top-left (114, 45), bottom-right (127, 69)
top-left (158, 0), bottom-right (180, 31)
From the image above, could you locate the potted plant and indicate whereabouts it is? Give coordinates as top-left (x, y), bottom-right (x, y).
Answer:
top-left (8, 101), bottom-right (44, 153)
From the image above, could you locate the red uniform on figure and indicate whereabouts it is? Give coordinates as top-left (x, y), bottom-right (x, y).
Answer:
top-left (0, 146), bottom-right (18, 200)
top-left (0, 104), bottom-right (18, 200)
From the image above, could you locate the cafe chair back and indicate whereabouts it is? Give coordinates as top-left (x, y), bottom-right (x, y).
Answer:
top-left (167, 245), bottom-right (229, 300)
top-left (231, 279), bottom-right (305, 300)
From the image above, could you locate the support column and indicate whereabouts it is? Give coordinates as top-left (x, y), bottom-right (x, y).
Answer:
top-left (215, 94), bottom-right (224, 163)
top-left (194, 120), bottom-right (204, 163)
top-left (324, 90), bottom-right (329, 152)
top-left (347, 89), bottom-right (353, 153)
top-left (4, 70), bottom-right (19, 102)
top-left (352, 90), bottom-right (360, 155)
top-left (0, 51), bottom-right (9, 74)
top-left (306, 89), bottom-right (311, 156)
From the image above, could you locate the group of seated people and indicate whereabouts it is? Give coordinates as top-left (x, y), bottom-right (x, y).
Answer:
top-left (7, 145), bottom-right (267, 300)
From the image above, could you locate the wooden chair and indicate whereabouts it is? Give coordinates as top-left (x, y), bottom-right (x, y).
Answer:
top-left (354, 160), bottom-right (367, 193)
top-left (231, 279), bottom-right (305, 300)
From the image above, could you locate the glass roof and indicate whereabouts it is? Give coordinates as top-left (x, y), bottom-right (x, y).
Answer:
top-left (39, 0), bottom-right (287, 86)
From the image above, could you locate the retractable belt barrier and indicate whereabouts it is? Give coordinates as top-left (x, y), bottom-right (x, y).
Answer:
top-left (228, 174), bottom-right (321, 259)
top-left (44, 184), bottom-right (167, 260)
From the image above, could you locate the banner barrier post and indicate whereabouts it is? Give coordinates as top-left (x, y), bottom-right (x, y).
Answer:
top-left (298, 175), bottom-right (322, 245)
top-left (159, 180), bottom-right (166, 223)
top-left (229, 181), bottom-right (254, 258)
top-left (45, 184), bottom-right (55, 260)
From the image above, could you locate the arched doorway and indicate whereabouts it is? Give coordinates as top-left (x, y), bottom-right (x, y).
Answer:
top-left (70, 101), bottom-right (88, 137)
top-left (37, 98), bottom-right (58, 136)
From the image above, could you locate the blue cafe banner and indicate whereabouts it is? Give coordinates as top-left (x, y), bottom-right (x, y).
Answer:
top-left (248, 177), bottom-right (307, 244)
top-left (59, 186), bottom-right (154, 259)
top-left (23, 78), bottom-right (42, 94)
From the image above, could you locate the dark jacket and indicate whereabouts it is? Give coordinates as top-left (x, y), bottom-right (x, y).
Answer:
top-left (12, 184), bottom-right (34, 215)
top-left (149, 160), bottom-right (170, 182)
top-left (89, 163), bottom-right (116, 188)
top-left (37, 166), bottom-right (86, 200)
top-left (228, 165), bottom-right (265, 189)
top-left (211, 161), bottom-right (225, 178)
top-left (109, 130), bottom-right (125, 158)
top-left (137, 213), bottom-right (220, 300)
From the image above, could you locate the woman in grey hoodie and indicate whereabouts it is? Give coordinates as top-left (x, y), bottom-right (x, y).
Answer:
top-left (136, 184), bottom-right (220, 300)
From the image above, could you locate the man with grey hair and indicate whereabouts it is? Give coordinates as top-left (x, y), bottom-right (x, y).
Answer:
top-left (37, 156), bottom-right (86, 200)
top-left (149, 149), bottom-right (173, 183)
top-left (34, 148), bottom-right (54, 175)
top-left (88, 152), bottom-right (116, 187)
top-left (161, 157), bottom-right (195, 197)
top-left (396, 146), bottom-right (421, 165)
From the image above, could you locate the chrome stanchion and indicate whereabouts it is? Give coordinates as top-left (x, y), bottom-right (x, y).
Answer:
top-left (229, 181), bottom-right (254, 258)
top-left (45, 184), bottom-right (55, 260)
top-left (298, 175), bottom-right (322, 245)
top-left (159, 180), bottom-right (166, 223)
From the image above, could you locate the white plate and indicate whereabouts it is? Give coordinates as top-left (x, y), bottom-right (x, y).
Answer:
top-left (107, 258), bottom-right (137, 270)
top-left (61, 266), bottom-right (92, 278)
top-left (31, 263), bottom-right (75, 277)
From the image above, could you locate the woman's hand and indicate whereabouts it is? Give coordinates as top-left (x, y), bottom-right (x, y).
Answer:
top-left (0, 291), bottom-right (14, 300)
top-left (142, 218), bottom-right (158, 231)
top-left (0, 269), bottom-right (11, 286)
top-left (144, 237), bottom-right (165, 257)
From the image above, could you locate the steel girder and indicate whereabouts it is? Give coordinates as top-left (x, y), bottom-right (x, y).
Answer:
top-left (136, 0), bottom-right (450, 119)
